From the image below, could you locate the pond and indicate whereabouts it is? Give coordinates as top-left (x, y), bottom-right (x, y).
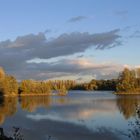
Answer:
top-left (0, 91), bottom-right (140, 140)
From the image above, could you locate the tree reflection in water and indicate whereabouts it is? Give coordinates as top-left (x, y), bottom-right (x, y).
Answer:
top-left (0, 95), bottom-right (68, 124)
top-left (117, 95), bottom-right (140, 140)
top-left (117, 95), bottom-right (140, 119)
top-left (19, 96), bottom-right (52, 112)
top-left (0, 94), bottom-right (140, 140)
top-left (0, 97), bottom-right (17, 124)
top-left (19, 96), bottom-right (69, 112)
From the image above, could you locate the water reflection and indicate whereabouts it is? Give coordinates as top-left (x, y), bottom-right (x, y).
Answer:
top-left (0, 92), bottom-right (140, 140)
top-left (117, 95), bottom-right (140, 119)
top-left (20, 96), bottom-right (52, 112)
top-left (0, 97), bottom-right (17, 124)
top-left (0, 94), bottom-right (140, 124)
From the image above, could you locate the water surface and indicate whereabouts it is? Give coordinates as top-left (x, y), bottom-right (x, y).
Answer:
top-left (0, 91), bottom-right (140, 140)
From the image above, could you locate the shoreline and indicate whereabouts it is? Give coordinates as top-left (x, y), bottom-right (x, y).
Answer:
top-left (2, 93), bottom-right (67, 97)
top-left (19, 93), bottom-right (55, 96)
top-left (1, 90), bottom-right (140, 97)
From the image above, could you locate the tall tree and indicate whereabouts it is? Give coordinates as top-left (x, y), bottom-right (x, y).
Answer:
top-left (116, 68), bottom-right (136, 92)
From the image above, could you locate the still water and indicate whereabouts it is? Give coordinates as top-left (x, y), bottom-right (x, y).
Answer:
top-left (0, 91), bottom-right (140, 140)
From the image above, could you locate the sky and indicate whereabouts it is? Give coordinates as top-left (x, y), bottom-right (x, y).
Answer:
top-left (0, 0), bottom-right (140, 81)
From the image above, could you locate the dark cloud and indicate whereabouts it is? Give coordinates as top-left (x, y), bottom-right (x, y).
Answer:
top-left (33, 29), bottom-right (121, 59)
top-left (68, 16), bottom-right (88, 22)
top-left (0, 29), bottom-right (121, 80)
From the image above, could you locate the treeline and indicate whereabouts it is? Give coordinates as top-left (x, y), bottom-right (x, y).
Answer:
top-left (0, 66), bottom-right (140, 96)
top-left (0, 67), bottom-right (77, 96)
top-left (74, 79), bottom-right (118, 91)
top-left (79, 68), bottom-right (140, 93)
top-left (19, 80), bottom-right (52, 95)
top-left (19, 79), bottom-right (76, 95)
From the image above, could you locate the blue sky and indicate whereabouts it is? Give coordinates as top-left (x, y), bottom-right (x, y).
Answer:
top-left (0, 0), bottom-right (140, 80)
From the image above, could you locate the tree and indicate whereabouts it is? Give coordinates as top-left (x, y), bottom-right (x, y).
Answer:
top-left (135, 68), bottom-right (140, 78)
top-left (0, 75), bottom-right (18, 95)
top-left (0, 67), bottom-right (5, 79)
top-left (20, 80), bottom-right (51, 94)
top-left (0, 67), bottom-right (18, 95)
top-left (116, 68), bottom-right (136, 92)
top-left (0, 67), bottom-right (5, 95)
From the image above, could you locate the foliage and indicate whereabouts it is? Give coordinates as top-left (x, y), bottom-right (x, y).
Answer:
top-left (0, 68), bottom-right (18, 95)
top-left (19, 80), bottom-right (76, 95)
top-left (96, 79), bottom-right (118, 91)
top-left (20, 80), bottom-right (51, 94)
top-left (116, 68), bottom-right (140, 93)
top-left (51, 80), bottom-right (75, 95)
top-left (0, 66), bottom-right (140, 95)
top-left (73, 79), bottom-right (118, 91)
top-left (84, 79), bottom-right (98, 90)
top-left (0, 67), bottom-right (5, 79)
